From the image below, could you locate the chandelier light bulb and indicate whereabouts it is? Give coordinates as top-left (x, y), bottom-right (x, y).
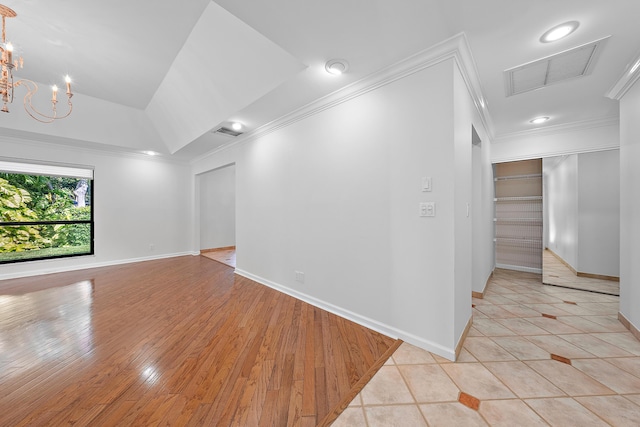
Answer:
top-left (65, 75), bottom-right (72, 95)
top-left (5, 41), bottom-right (11, 63)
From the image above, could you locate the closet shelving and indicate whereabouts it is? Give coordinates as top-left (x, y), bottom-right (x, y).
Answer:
top-left (494, 169), bottom-right (543, 273)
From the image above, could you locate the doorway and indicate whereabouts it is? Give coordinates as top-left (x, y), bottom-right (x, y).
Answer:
top-left (198, 164), bottom-right (236, 268)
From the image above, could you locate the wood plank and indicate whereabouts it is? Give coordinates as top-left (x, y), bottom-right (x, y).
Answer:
top-left (0, 256), bottom-right (398, 425)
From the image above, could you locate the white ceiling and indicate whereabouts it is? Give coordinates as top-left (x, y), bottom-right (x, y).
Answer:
top-left (1, 0), bottom-right (639, 159)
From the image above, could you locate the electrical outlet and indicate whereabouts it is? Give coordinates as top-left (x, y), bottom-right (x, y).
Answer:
top-left (419, 202), bottom-right (436, 217)
top-left (295, 271), bottom-right (305, 283)
top-left (149, 243), bottom-right (155, 251)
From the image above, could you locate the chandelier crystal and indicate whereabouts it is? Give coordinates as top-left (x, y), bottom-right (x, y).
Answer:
top-left (0, 4), bottom-right (73, 123)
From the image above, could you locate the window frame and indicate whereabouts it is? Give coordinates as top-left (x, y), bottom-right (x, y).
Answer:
top-left (0, 159), bottom-right (95, 264)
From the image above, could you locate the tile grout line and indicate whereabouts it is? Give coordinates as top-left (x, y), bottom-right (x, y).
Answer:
top-left (488, 278), bottom-right (635, 424)
top-left (389, 355), bottom-right (432, 426)
top-left (468, 274), bottom-right (633, 425)
top-left (335, 269), bottom-right (640, 426)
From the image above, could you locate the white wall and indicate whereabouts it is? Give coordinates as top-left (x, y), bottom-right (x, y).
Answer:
top-left (470, 117), bottom-right (494, 296)
top-left (577, 150), bottom-right (620, 277)
top-left (619, 80), bottom-right (640, 331)
top-left (0, 136), bottom-right (192, 280)
top-left (544, 155), bottom-right (578, 269)
top-left (199, 164), bottom-right (236, 250)
top-left (491, 122), bottom-right (619, 163)
top-left (452, 65), bottom-right (474, 342)
top-left (193, 58), bottom-right (472, 359)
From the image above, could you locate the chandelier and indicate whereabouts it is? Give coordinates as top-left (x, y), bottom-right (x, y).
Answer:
top-left (0, 4), bottom-right (73, 123)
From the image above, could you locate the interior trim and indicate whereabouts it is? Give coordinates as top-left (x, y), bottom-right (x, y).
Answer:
top-left (234, 268), bottom-right (457, 361)
top-left (618, 311), bottom-right (640, 342)
top-left (193, 32), bottom-right (490, 165)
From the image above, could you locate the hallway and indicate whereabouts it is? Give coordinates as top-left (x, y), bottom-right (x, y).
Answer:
top-left (333, 269), bottom-right (640, 426)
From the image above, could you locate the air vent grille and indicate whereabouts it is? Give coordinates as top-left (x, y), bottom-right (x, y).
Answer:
top-left (504, 37), bottom-right (609, 97)
top-left (214, 126), bottom-right (243, 137)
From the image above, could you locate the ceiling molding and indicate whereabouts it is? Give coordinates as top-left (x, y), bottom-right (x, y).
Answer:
top-left (492, 115), bottom-right (619, 144)
top-left (606, 49), bottom-right (640, 100)
top-left (193, 33), bottom-right (491, 164)
top-left (451, 33), bottom-right (495, 140)
top-left (0, 130), bottom-right (188, 164)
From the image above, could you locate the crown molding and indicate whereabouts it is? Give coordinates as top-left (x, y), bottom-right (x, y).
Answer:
top-left (193, 33), bottom-right (491, 164)
top-left (451, 33), bottom-right (495, 140)
top-left (0, 128), bottom-right (188, 164)
top-left (492, 115), bottom-right (619, 143)
top-left (607, 49), bottom-right (640, 100)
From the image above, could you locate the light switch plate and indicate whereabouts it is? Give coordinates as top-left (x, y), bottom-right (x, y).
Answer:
top-left (422, 176), bottom-right (432, 192)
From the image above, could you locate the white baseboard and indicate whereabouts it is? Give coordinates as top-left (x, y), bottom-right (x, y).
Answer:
top-left (0, 251), bottom-right (198, 281)
top-left (234, 268), bottom-right (456, 361)
top-left (1, 256), bottom-right (457, 360)
top-left (618, 311), bottom-right (640, 342)
top-left (496, 263), bottom-right (542, 274)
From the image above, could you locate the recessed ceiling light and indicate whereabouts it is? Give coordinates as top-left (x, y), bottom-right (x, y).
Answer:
top-left (231, 122), bottom-right (243, 131)
top-left (529, 116), bottom-right (550, 125)
top-left (540, 21), bottom-right (579, 43)
top-left (142, 150), bottom-right (159, 156)
top-left (325, 59), bottom-right (349, 75)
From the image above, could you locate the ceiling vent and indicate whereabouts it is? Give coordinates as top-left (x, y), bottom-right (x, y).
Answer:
top-left (504, 36), bottom-right (609, 97)
top-left (213, 126), bottom-right (244, 137)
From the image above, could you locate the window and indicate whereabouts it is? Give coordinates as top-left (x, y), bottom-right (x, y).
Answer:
top-left (0, 159), bottom-right (94, 264)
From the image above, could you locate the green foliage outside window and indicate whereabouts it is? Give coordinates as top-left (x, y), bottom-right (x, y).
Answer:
top-left (0, 178), bottom-right (44, 251)
top-left (0, 172), bottom-right (93, 263)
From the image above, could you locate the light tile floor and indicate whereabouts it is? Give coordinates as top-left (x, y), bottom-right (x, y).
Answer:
top-left (331, 268), bottom-right (640, 426)
top-left (543, 249), bottom-right (619, 295)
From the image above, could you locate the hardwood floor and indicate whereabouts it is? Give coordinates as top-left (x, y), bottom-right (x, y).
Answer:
top-left (201, 246), bottom-right (236, 268)
top-left (0, 256), bottom-right (399, 426)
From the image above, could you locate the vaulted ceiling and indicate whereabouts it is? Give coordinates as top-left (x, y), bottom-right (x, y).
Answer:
top-left (1, 0), bottom-right (638, 160)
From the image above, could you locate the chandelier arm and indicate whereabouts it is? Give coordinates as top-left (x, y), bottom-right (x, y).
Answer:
top-left (23, 89), bottom-right (56, 123)
top-left (20, 80), bottom-right (54, 123)
top-left (18, 79), bottom-right (73, 123)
